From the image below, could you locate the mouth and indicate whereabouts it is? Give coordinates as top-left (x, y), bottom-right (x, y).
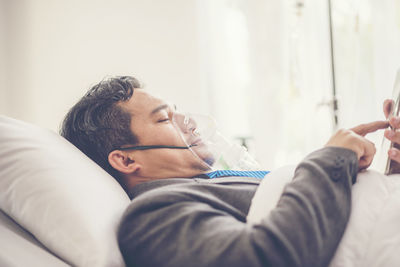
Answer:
top-left (190, 138), bottom-right (204, 147)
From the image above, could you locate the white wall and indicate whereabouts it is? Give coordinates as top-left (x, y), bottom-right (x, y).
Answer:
top-left (2, 0), bottom-right (203, 131)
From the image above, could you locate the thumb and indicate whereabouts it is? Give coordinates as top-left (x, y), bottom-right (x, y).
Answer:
top-left (384, 99), bottom-right (394, 119)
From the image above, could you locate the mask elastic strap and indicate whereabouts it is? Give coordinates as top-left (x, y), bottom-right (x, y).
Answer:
top-left (113, 144), bottom-right (197, 152)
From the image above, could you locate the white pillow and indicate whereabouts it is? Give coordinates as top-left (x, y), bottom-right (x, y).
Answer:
top-left (247, 165), bottom-right (296, 224)
top-left (0, 115), bottom-right (130, 267)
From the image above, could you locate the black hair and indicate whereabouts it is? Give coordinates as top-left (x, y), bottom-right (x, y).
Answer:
top-left (60, 76), bottom-right (141, 184)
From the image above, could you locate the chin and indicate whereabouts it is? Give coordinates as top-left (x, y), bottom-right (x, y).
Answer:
top-left (204, 157), bottom-right (215, 166)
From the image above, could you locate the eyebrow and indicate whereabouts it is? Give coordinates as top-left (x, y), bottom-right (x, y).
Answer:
top-left (150, 104), bottom-right (169, 115)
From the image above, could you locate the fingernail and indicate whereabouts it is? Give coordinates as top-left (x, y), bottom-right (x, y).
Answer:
top-left (395, 117), bottom-right (400, 125)
top-left (389, 149), bottom-right (397, 157)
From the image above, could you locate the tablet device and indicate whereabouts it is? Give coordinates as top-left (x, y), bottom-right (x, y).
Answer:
top-left (384, 69), bottom-right (400, 175)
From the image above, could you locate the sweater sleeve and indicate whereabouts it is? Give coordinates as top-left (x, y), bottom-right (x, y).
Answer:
top-left (118, 147), bottom-right (358, 267)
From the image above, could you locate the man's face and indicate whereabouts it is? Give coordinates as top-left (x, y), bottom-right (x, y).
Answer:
top-left (117, 89), bottom-right (211, 180)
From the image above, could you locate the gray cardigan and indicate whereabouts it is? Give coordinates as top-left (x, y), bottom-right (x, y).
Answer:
top-left (118, 147), bottom-right (358, 267)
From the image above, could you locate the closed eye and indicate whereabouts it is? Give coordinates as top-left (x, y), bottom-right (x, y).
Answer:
top-left (157, 118), bottom-right (170, 123)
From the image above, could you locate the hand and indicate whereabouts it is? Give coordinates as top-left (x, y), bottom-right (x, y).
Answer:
top-left (383, 99), bottom-right (400, 163)
top-left (326, 121), bottom-right (389, 170)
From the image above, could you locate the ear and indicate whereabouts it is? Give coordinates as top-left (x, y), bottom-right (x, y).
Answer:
top-left (108, 150), bottom-right (141, 175)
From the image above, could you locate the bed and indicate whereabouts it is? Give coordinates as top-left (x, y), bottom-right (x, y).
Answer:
top-left (2, 114), bottom-right (400, 266)
top-left (248, 165), bottom-right (400, 266)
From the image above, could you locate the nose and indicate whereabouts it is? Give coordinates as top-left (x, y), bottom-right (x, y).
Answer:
top-left (184, 115), bottom-right (197, 135)
top-left (174, 113), bottom-right (197, 134)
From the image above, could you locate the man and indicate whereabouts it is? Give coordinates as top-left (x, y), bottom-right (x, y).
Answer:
top-left (61, 76), bottom-right (392, 267)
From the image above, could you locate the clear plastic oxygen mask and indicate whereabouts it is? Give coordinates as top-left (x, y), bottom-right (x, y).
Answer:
top-left (172, 112), bottom-right (261, 171)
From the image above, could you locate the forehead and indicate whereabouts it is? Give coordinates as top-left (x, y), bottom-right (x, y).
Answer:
top-left (119, 89), bottom-right (165, 117)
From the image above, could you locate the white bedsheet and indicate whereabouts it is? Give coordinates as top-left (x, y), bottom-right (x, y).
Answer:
top-left (247, 166), bottom-right (400, 267)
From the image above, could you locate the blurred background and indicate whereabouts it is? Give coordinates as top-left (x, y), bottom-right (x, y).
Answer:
top-left (1, 0), bottom-right (400, 170)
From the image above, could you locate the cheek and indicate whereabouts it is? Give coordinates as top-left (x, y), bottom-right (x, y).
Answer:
top-left (190, 144), bottom-right (214, 163)
top-left (147, 124), bottom-right (186, 145)
top-left (143, 147), bottom-right (197, 168)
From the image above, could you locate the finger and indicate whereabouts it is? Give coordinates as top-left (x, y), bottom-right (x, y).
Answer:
top-left (384, 99), bottom-right (394, 119)
top-left (388, 147), bottom-right (400, 163)
top-left (359, 150), bottom-right (375, 170)
top-left (389, 116), bottom-right (400, 129)
top-left (384, 129), bottom-right (400, 144)
top-left (358, 139), bottom-right (376, 170)
top-left (351, 120), bottom-right (390, 136)
top-left (363, 138), bottom-right (376, 158)
top-left (359, 155), bottom-right (373, 170)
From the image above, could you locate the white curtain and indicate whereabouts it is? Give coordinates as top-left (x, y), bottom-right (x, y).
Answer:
top-left (196, 0), bottom-right (334, 169)
top-left (332, 0), bottom-right (400, 169)
top-left (196, 0), bottom-right (400, 170)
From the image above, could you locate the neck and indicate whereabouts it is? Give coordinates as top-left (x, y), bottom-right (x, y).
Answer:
top-left (123, 175), bottom-right (152, 191)
top-left (122, 169), bottom-right (209, 191)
